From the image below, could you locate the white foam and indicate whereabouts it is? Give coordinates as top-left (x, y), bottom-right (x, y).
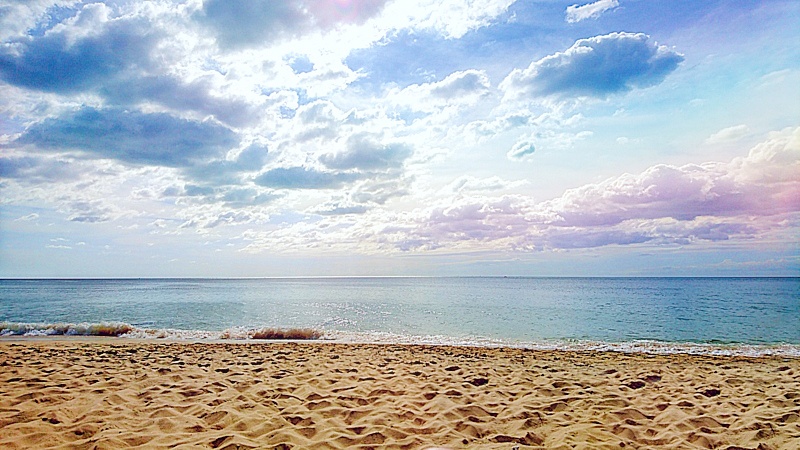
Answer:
top-left (322, 330), bottom-right (800, 357)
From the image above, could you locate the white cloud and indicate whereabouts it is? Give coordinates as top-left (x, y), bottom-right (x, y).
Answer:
top-left (378, 0), bottom-right (516, 40)
top-left (0, 0), bottom-right (81, 41)
top-left (705, 124), bottom-right (750, 144)
top-left (15, 213), bottom-right (40, 221)
top-left (389, 69), bottom-right (492, 112)
top-left (565, 0), bottom-right (619, 24)
top-left (507, 140), bottom-right (535, 161)
top-left (442, 175), bottom-right (528, 195)
top-left (616, 136), bottom-right (641, 145)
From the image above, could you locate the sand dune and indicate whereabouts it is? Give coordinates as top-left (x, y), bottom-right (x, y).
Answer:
top-left (1, 341), bottom-right (798, 449)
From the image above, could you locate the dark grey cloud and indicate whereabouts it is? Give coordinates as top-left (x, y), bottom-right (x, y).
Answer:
top-left (168, 183), bottom-right (278, 207)
top-left (220, 188), bottom-right (278, 206)
top-left (185, 142), bottom-right (270, 185)
top-left (0, 155), bottom-right (80, 183)
top-left (15, 107), bottom-right (238, 167)
top-left (320, 134), bottom-right (412, 171)
top-left (184, 184), bottom-right (217, 197)
top-left (350, 178), bottom-right (411, 205)
top-left (65, 200), bottom-right (114, 223)
top-left (501, 32), bottom-right (683, 99)
top-left (314, 202), bottom-right (370, 216)
top-left (253, 166), bottom-right (360, 190)
top-left (198, 0), bottom-right (308, 48)
top-left (547, 229), bottom-right (652, 249)
top-left (100, 76), bottom-right (260, 128)
top-left (0, 156), bottom-right (37, 178)
top-left (198, 0), bottom-right (388, 49)
top-left (0, 8), bottom-right (158, 94)
top-left (233, 143), bottom-right (271, 171)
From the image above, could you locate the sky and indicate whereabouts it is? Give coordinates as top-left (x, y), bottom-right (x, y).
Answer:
top-left (0, 0), bottom-right (798, 277)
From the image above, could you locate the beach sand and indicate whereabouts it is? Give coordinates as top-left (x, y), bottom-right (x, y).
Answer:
top-left (1, 341), bottom-right (798, 449)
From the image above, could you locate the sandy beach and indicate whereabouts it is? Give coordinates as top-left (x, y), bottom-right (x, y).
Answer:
top-left (1, 340), bottom-right (798, 449)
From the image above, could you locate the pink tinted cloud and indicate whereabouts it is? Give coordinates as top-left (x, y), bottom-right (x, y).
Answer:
top-left (395, 127), bottom-right (799, 251)
top-left (544, 127), bottom-right (799, 229)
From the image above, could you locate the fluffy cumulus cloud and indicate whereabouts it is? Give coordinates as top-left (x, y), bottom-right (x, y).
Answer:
top-left (565, 0), bottom-right (619, 24)
top-left (377, 0), bottom-right (516, 40)
top-left (426, 70), bottom-right (492, 101)
top-left (537, 127), bottom-right (799, 244)
top-left (390, 69), bottom-right (492, 111)
top-left (389, 196), bottom-right (533, 251)
top-left (500, 32), bottom-right (683, 99)
top-left (320, 134), bottom-right (412, 171)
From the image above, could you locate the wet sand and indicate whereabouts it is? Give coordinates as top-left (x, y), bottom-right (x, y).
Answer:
top-left (1, 340), bottom-right (798, 449)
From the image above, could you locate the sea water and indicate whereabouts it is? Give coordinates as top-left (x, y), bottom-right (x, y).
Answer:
top-left (1, 277), bottom-right (798, 356)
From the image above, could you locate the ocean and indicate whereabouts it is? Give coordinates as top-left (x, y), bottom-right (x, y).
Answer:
top-left (1, 277), bottom-right (798, 356)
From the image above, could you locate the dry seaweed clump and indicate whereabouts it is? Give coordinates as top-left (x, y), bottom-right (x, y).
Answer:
top-left (251, 328), bottom-right (323, 340)
top-left (220, 328), bottom-right (323, 340)
top-left (88, 323), bottom-right (134, 337)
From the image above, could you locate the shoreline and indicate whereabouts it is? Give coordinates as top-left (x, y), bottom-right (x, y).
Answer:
top-left (2, 333), bottom-right (799, 358)
top-left (2, 340), bottom-right (798, 449)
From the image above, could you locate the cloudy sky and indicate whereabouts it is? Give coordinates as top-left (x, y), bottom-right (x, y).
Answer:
top-left (1, 0), bottom-right (798, 277)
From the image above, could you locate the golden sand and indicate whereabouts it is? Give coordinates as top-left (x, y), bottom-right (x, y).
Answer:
top-left (1, 340), bottom-right (798, 449)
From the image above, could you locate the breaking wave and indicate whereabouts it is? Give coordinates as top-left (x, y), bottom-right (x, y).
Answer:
top-left (0, 322), bottom-right (136, 337)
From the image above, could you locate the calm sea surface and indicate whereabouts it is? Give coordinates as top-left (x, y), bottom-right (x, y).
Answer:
top-left (1, 278), bottom-right (798, 355)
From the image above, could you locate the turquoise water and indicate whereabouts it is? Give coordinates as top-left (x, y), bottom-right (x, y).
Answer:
top-left (1, 277), bottom-right (798, 355)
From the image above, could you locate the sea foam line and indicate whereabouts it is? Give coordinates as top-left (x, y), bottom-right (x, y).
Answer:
top-left (323, 331), bottom-right (800, 358)
top-left (1, 322), bottom-right (799, 357)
